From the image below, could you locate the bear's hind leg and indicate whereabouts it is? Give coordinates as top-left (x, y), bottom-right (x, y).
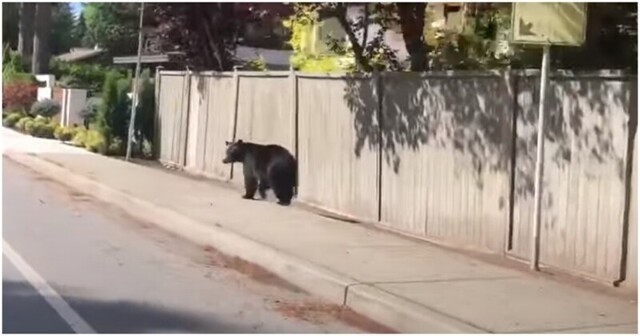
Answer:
top-left (273, 183), bottom-right (293, 205)
top-left (258, 180), bottom-right (270, 199)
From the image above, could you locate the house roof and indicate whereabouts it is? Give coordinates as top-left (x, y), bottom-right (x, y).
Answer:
top-left (54, 47), bottom-right (105, 62)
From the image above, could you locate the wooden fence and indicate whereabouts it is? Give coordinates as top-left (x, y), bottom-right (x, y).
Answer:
top-left (155, 69), bottom-right (637, 289)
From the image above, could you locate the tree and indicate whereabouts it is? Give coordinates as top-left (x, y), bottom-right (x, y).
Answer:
top-left (286, 3), bottom-right (401, 73)
top-left (83, 3), bottom-right (146, 56)
top-left (552, 3), bottom-right (637, 71)
top-left (18, 3), bottom-right (35, 68)
top-left (286, 3), bottom-right (434, 72)
top-left (51, 3), bottom-right (78, 55)
top-left (153, 3), bottom-right (241, 70)
top-left (73, 11), bottom-right (90, 47)
top-left (96, 70), bottom-right (131, 144)
top-left (396, 3), bottom-right (429, 71)
top-left (32, 3), bottom-right (52, 74)
top-left (2, 3), bottom-right (20, 50)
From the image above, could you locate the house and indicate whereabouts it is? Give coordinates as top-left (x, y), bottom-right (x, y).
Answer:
top-left (54, 45), bottom-right (107, 64)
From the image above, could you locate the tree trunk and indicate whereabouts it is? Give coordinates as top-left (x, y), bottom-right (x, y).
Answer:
top-left (397, 3), bottom-right (429, 71)
top-left (18, 2), bottom-right (35, 69)
top-left (32, 2), bottom-right (51, 74)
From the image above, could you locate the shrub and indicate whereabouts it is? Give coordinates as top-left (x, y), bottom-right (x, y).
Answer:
top-left (72, 127), bottom-right (88, 147)
top-left (96, 70), bottom-right (131, 144)
top-left (3, 113), bottom-right (23, 127)
top-left (3, 81), bottom-right (38, 112)
top-left (23, 119), bottom-right (36, 135)
top-left (107, 137), bottom-right (125, 156)
top-left (135, 69), bottom-right (155, 154)
top-left (54, 125), bottom-right (77, 142)
top-left (80, 97), bottom-right (102, 127)
top-left (31, 120), bottom-right (56, 139)
top-left (142, 138), bottom-right (154, 159)
top-left (244, 56), bottom-right (268, 71)
top-left (84, 130), bottom-right (107, 154)
top-left (50, 59), bottom-right (129, 94)
top-left (2, 46), bottom-right (36, 85)
top-left (30, 99), bottom-right (61, 118)
top-left (34, 115), bottom-right (50, 123)
top-left (15, 116), bottom-right (33, 132)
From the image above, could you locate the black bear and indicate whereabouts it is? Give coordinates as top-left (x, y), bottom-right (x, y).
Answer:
top-left (222, 139), bottom-right (296, 205)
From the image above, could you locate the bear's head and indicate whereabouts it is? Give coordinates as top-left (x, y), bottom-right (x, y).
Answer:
top-left (222, 139), bottom-right (245, 163)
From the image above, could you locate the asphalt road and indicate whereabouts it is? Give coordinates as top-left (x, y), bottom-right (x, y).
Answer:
top-left (2, 159), bottom-right (362, 333)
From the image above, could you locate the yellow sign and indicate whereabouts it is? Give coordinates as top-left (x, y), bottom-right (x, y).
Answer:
top-left (511, 3), bottom-right (587, 46)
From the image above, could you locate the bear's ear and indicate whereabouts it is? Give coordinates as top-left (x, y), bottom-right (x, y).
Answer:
top-left (225, 141), bottom-right (231, 146)
top-left (237, 139), bottom-right (243, 143)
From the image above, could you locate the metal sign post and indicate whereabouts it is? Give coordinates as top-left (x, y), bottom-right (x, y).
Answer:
top-left (509, 3), bottom-right (587, 271)
top-left (531, 44), bottom-right (550, 271)
top-left (125, 2), bottom-right (145, 161)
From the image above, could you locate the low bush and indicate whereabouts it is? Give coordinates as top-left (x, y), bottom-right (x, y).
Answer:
top-left (23, 119), bottom-right (36, 135)
top-left (3, 113), bottom-right (23, 127)
top-left (3, 81), bottom-right (38, 112)
top-left (15, 116), bottom-right (33, 132)
top-left (84, 130), bottom-right (107, 154)
top-left (72, 127), bottom-right (88, 147)
top-left (31, 120), bottom-right (56, 139)
top-left (30, 99), bottom-right (61, 118)
top-left (54, 125), bottom-right (77, 142)
top-left (107, 137), bottom-right (125, 156)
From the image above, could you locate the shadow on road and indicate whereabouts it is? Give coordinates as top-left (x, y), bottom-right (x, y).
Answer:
top-left (2, 280), bottom-right (253, 333)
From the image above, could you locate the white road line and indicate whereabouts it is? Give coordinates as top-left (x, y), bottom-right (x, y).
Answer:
top-left (3, 240), bottom-right (96, 333)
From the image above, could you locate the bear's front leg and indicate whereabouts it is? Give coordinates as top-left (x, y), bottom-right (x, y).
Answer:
top-left (243, 176), bottom-right (258, 199)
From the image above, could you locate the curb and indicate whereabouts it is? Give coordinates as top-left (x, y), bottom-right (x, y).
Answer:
top-left (4, 152), bottom-right (486, 333)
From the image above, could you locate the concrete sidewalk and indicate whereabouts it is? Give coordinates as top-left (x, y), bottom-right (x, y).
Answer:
top-left (3, 128), bottom-right (637, 333)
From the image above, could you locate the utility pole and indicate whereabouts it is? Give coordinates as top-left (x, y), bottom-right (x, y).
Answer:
top-left (126, 2), bottom-right (145, 161)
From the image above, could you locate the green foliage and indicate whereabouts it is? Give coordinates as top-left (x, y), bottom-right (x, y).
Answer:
top-left (83, 3), bottom-right (143, 56)
top-left (30, 99), bottom-right (62, 118)
top-left (107, 137), bottom-right (125, 156)
top-left (3, 113), bottom-right (24, 128)
top-left (51, 3), bottom-right (79, 55)
top-left (429, 7), bottom-right (515, 70)
top-left (2, 46), bottom-right (36, 84)
top-left (31, 119), bottom-right (56, 139)
top-left (73, 12), bottom-right (90, 47)
top-left (284, 4), bottom-right (400, 73)
top-left (95, 70), bottom-right (131, 144)
top-left (23, 119), bottom-right (37, 135)
top-left (283, 9), bottom-right (345, 73)
top-left (2, 3), bottom-right (20, 49)
top-left (15, 116), bottom-right (34, 132)
top-left (50, 59), bottom-right (127, 94)
top-left (54, 125), bottom-right (77, 141)
top-left (72, 127), bottom-right (88, 147)
top-left (244, 56), bottom-right (268, 71)
top-left (80, 97), bottom-right (102, 127)
top-left (141, 138), bottom-right (154, 159)
top-left (135, 69), bottom-right (155, 152)
top-left (84, 129), bottom-right (107, 153)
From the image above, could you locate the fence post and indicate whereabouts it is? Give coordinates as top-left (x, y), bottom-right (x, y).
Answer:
top-left (505, 69), bottom-right (518, 256)
top-left (181, 68), bottom-right (192, 167)
top-left (153, 66), bottom-right (163, 160)
top-left (375, 70), bottom-right (384, 222)
top-left (290, 67), bottom-right (299, 195)
top-left (229, 67), bottom-right (241, 180)
top-left (615, 77), bottom-right (638, 286)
